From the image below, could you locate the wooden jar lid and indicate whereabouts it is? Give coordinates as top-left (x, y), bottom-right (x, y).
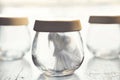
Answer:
top-left (0, 17), bottom-right (28, 25)
top-left (34, 20), bottom-right (81, 32)
top-left (89, 16), bottom-right (120, 24)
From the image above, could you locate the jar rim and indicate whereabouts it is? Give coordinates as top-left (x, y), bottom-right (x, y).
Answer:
top-left (34, 20), bottom-right (82, 32)
top-left (89, 16), bottom-right (120, 24)
top-left (0, 17), bottom-right (28, 26)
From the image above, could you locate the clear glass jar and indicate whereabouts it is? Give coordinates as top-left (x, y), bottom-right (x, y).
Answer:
top-left (0, 17), bottom-right (30, 60)
top-left (87, 16), bottom-right (120, 59)
top-left (32, 20), bottom-right (84, 76)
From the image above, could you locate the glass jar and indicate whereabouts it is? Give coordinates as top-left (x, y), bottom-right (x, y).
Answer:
top-left (32, 20), bottom-right (84, 76)
top-left (87, 16), bottom-right (120, 59)
top-left (0, 17), bottom-right (30, 60)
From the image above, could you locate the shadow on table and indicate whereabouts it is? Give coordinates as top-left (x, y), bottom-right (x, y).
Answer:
top-left (0, 59), bottom-right (32, 80)
top-left (85, 57), bottom-right (120, 80)
top-left (38, 73), bottom-right (80, 80)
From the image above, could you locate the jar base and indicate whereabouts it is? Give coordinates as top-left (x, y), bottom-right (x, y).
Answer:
top-left (0, 55), bottom-right (24, 61)
top-left (43, 70), bottom-right (75, 77)
top-left (0, 50), bottom-right (26, 61)
top-left (94, 55), bottom-right (119, 60)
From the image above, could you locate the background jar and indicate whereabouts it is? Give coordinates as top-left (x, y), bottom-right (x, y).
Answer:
top-left (32, 20), bottom-right (84, 76)
top-left (87, 16), bottom-right (120, 59)
top-left (0, 17), bottom-right (30, 60)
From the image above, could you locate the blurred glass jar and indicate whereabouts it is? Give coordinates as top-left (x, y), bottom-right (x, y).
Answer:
top-left (32, 20), bottom-right (84, 76)
top-left (87, 16), bottom-right (120, 59)
top-left (0, 17), bottom-right (30, 60)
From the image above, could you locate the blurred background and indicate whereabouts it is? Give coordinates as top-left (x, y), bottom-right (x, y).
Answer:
top-left (0, 0), bottom-right (120, 80)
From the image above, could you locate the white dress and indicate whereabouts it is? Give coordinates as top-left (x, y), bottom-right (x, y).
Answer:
top-left (48, 33), bottom-right (81, 71)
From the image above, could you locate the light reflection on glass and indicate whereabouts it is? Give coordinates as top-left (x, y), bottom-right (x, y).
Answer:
top-left (38, 73), bottom-right (80, 80)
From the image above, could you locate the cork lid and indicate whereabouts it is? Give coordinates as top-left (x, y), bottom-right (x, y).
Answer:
top-left (34, 20), bottom-right (81, 32)
top-left (0, 17), bottom-right (28, 25)
top-left (89, 16), bottom-right (120, 24)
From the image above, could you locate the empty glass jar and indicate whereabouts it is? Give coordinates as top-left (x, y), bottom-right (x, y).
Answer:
top-left (87, 16), bottom-right (120, 59)
top-left (0, 17), bottom-right (30, 60)
top-left (32, 20), bottom-right (84, 76)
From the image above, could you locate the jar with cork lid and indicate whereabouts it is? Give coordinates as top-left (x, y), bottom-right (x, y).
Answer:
top-left (87, 16), bottom-right (120, 59)
top-left (0, 17), bottom-right (30, 60)
top-left (32, 20), bottom-right (84, 76)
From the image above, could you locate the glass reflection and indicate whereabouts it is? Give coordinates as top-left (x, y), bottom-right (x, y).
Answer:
top-left (85, 57), bottom-right (120, 80)
top-left (38, 74), bottom-right (80, 80)
top-left (0, 59), bottom-right (32, 80)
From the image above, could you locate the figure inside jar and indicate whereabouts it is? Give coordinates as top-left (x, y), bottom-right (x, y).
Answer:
top-left (48, 33), bottom-right (82, 71)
